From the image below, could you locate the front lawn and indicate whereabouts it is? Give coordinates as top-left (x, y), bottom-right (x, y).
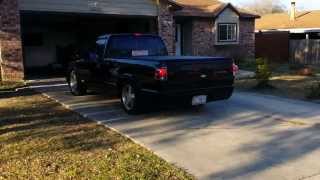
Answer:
top-left (0, 89), bottom-right (194, 179)
top-left (235, 61), bottom-right (320, 101)
top-left (0, 81), bottom-right (25, 91)
top-left (236, 74), bottom-right (320, 101)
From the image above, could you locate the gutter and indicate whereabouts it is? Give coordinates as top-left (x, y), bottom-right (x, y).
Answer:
top-left (256, 28), bottom-right (320, 33)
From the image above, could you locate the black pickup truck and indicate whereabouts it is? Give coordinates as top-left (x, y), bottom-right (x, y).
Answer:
top-left (67, 34), bottom-right (237, 114)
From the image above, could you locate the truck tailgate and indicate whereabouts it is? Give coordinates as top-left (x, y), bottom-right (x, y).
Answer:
top-left (164, 57), bottom-right (234, 93)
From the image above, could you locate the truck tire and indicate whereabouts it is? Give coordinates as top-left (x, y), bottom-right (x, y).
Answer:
top-left (120, 82), bottom-right (142, 114)
top-left (68, 69), bottom-right (87, 96)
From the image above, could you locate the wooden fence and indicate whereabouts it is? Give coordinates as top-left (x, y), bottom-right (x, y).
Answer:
top-left (290, 40), bottom-right (320, 65)
top-left (255, 31), bottom-right (289, 63)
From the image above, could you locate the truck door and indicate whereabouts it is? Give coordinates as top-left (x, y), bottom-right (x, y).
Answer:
top-left (84, 38), bottom-right (108, 88)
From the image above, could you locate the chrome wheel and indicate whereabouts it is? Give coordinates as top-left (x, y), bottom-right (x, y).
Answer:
top-left (70, 70), bottom-right (78, 93)
top-left (121, 84), bottom-right (136, 111)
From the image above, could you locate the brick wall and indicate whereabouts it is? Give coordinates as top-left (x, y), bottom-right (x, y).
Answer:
top-left (239, 19), bottom-right (255, 59)
top-left (191, 19), bottom-right (215, 56)
top-left (158, 2), bottom-right (175, 55)
top-left (0, 0), bottom-right (24, 81)
top-left (191, 18), bottom-right (256, 60)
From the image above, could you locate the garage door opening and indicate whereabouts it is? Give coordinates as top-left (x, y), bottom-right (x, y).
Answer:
top-left (20, 12), bottom-right (157, 79)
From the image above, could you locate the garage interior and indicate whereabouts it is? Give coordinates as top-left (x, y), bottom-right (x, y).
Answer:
top-left (20, 11), bottom-right (157, 78)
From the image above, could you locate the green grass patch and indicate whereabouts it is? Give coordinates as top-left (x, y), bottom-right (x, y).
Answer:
top-left (0, 90), bottom-right (194, 179)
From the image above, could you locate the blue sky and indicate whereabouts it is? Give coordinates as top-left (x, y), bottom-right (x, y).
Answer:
top-left (221, 0), bottom-right (320, 11)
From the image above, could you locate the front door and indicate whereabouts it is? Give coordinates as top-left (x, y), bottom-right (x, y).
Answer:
top-left (175, 24), bottom-right (182, 56)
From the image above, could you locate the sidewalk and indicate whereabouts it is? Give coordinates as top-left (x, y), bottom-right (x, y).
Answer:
top-left (236, 70), bottom-right (255, 80)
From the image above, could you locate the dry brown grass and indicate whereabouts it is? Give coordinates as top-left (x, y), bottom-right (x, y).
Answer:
top-left (0, 90), bottom-right (194, 180)
top-left (236, 75), bottom-right (320, 100)
top-left (0, 81), bottom-right (25, 91)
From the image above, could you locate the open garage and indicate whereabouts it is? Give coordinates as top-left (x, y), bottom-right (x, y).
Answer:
top-left (18, 0), bottom-right (158, 77)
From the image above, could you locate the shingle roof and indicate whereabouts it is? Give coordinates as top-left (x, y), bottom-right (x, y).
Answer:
top-left (171, 0), bottom-right (259, 18)
top-left (174, 0), bottom-right (221, 7)
top-left (256, 10), bottom-right (320, 30)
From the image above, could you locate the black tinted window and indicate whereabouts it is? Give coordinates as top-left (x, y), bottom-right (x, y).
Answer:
top-left (107, 35), bottom-right (168, 58)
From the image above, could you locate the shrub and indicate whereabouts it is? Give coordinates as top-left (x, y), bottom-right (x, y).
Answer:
top-left (306, 81), bottom-right (320, 99)
top-left (255, 58), bottom-right (272, 87)
top-left (297, 67), bottom-right (314, 76)
top-left (289, 64), bottom-right (315, 76)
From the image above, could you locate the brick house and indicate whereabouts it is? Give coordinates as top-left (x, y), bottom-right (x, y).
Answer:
top-left (0, 0), bottom-right (258, 81)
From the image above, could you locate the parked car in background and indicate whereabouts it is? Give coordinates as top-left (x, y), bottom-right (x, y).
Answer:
top-left (67, 34), bottom-right (237, 114)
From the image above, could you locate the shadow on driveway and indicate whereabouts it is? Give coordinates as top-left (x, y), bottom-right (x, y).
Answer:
top-left (29, 78), bottom-right (320, 179)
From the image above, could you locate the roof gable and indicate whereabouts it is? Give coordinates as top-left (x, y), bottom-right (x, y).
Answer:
top-left (171, 0), bottom-right (259, 18)
top-left (214, 3), bottom-right (240, 17)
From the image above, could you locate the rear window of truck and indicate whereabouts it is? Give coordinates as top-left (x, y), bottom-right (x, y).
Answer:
top-left (107, 35), bottom-right (168, 58)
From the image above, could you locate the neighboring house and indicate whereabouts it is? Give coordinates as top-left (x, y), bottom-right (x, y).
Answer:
top-left (255, 1), bottom-right (320, 64)
top-left (0, 0), bottom-right (258, 81)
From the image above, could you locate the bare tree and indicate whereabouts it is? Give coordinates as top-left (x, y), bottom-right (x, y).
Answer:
top-left (241, 0), bottom-right (286, 15)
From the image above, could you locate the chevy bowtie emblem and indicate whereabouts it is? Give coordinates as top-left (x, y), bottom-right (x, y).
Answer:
top-left (200, 74), bottom-right (207, 78)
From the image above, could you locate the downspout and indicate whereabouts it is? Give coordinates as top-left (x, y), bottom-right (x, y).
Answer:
top-left (156, 0), bottom-right (160, 35)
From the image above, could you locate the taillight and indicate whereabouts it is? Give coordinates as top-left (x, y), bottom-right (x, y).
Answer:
top-left (155, 67), bottom-right (168, 81)
top-left (231, 63), bottom-right (239, 76)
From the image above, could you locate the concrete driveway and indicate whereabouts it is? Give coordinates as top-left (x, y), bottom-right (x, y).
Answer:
top-left (29, 78), bottom-right (320, 180)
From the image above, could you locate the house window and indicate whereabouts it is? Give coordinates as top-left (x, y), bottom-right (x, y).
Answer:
top-left (218, 23), bottom-right (238, 42)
